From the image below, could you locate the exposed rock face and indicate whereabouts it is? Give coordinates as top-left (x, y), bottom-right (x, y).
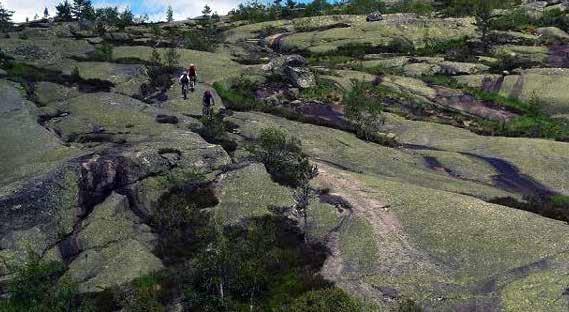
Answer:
top-left (263, 54), bottom-right (316, 88)
top-left (537, 26), bottom-right (569, 44)
top-left (366, 12), bottom-right (384, 22)
top-left (65, 192), bottom-right (162, 293)
top-left (0, 79), bottom-right (231, 292)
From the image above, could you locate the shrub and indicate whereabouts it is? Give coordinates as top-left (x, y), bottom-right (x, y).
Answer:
top-left (489, 9), bottom-right (532, 31)
top-left (387, 0), bottom-right (434, 16)
top-left (300, 78), bottom-right (342, 102)
top-left (183, 30), bottom-right (216, 52)
top-left (0, 252), bottom-right (78, 311)
top-left (288, 288), bottom-right (363, 311)
top-left (185, 215), bottom-right (331, 311)
top-left (71, 65), bottom-right (81, 81)
top-left (415, 36), bottom-right (470, 58)
top-left (93, 42), bottom-right (113, 61)
top-left (343, 81), bottom-right (385, 141)
top-left (252, 127), bottom-right (318, 187)
top-left (163, 45), bottom-right (180, 72)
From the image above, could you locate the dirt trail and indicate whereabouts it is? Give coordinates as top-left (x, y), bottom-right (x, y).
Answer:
top-left (314, 162), bottom-right (445, 287)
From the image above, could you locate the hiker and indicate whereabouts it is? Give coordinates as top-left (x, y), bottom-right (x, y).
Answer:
top-left (202, 90), bottom-right (215, 119)
top-left (179, 71), bottom-right (190, 99)
top-left (188, 64), bottom-right (197, 89)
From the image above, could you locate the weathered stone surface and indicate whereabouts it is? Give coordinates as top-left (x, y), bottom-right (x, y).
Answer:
top-left (536, 26), bottom-right (569, 44)
top-left (66, 193), bottom-right (162, 293)
top-left (263, 54), bottom-right (316, 88)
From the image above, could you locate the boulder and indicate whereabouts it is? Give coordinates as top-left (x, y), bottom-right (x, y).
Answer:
top-left (65, 193), bottom-right (162, 293)
top-left (366, 12), bottom-right (384, 22)
top-left (438, 61), bottom-right (490, 75)
top-left (155, 114), bottom-right (179, 124)
top-left (263, 55), bottom-right (316, 88)
top-left (86, 37), bottom-right (104, 44)
top-left (536, 26), bottom-right (569, 44)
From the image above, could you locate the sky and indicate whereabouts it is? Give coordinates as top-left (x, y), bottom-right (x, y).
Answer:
top-left (3, 0), bottom-right (284, 23)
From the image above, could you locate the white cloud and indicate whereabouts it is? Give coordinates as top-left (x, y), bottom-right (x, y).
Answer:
top-left (4, 0), bottom-right (61, 22)
top-left (3, 0), bottom-right (245, 22)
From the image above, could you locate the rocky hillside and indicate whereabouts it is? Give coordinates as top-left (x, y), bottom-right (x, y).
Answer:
top-left (2, 2), bottom-right (569, 311)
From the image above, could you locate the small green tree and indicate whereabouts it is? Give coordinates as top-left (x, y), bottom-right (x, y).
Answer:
top-left (344, 81), bottom-right (385, 141)
top-left (304, 0), bottom-right (332, 16)
top-left (0, 3), bottom-right (14, 32)
top-left (443, 0), bottom-right (515, 49)
top-left (56, 0), bottom-right (73, 21)
top-left (292, 182), bottom-right (313, 239)
top-left (345, 0), bottom-right (385, 14)
top-left (150, 48), bottom-right (162, 65)
top-left (72, 0), bottom-right (95, 20)
top-left (253, 127), bottom-right (318, 187)
top-left (166, 5), bottom-right (174, 22)
top-left (202, 4), bottom-right (212, 18)
top-left (117, 7), bottom-right (134, 30)
top-left (44, 7), bottom-right (49, 18)
top-left (164, 45), bottom-right (180, 71)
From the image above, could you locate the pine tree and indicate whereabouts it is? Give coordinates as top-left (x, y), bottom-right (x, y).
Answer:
top-left (164, 44), bottom-right (180, 71)
top-left (202, 5), bottom-right (212, 18)
top-left (71, 0), bottom-right (95, 20)
top-left (166, 5), bottom-right (174, 22)
top-left (44, 7), bottom-right (49, 18)
top-left (0, 3), bottom-right (14, 32)
top-left (56, 0), bottom-right (73, 21)
top-left (286, 0), bottom-right (296, 9)
top-left (117, 7), bottom-right (134, 30)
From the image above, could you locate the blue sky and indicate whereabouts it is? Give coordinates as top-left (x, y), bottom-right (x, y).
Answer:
top-left (3, 0), bottom-right (312, 22)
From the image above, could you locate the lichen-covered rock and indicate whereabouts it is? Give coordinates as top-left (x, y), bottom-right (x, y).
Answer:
top-left (536, 26), bottom-right (569, 44)
top-left (263, 54), bottom-right (316, 88)
top-left (65, 193), bottom-right (162, 293)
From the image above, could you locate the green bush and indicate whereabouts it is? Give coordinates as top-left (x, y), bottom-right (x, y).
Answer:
top-left (183, 30), bottom-right (217, 52)
top-left (300, 78), bottom-right (342, 102)
top-left (387, 0), bottom-right (434, 16)
top-left (489, 9), bottom-right (532, 31)
top-left (185, 215), bottom-right (332, 311)
top-left (343, 81), bottom-right (385, 141)
top-left (93, 42), bottom-right (113, 62)
top-left (415, 36), bottom-right (470, 58)
top-left (0, 253), bottom-right (79, 312)
top-left (252, 127), bottom-right (318, 187)
top-left (288, 288), bottom-right (363, 311)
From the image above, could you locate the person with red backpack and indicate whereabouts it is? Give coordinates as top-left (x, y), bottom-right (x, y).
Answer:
top-left (202, 90), bottom-right (215, 120)
top-left (188, 64), bottom-right (197, 90)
